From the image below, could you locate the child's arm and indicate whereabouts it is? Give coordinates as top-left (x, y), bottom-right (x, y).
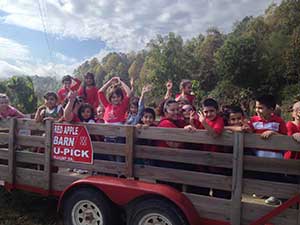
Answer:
top-left (70, 76), bottom-right (82, 91)
top-left (198, 111), bottom-right (222, 138)
top-left (120, 79), bottom-right (132, 97)
top-left (225, 126), bottom-right (243, 132)
top-left (164, 80), bottom-right (173, 100)
top-left (130, 77), bottom-right (135, 96)
top-left (99, 77), bottom-right (119, 92)
top-left (63, 92), bottom-right (77, 122)
top-left (34, 105), bottom-right (46, 122)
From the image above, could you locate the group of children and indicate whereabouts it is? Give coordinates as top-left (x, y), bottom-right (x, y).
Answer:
top-left (1, 73), bottom-right (300, 203)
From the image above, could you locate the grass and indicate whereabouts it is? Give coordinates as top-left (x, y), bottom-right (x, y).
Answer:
top-left (0, 187), bottom-right (62, 225)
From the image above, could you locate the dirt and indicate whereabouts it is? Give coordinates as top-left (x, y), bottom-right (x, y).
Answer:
top-left (0, 187), bottom-right (62, 225)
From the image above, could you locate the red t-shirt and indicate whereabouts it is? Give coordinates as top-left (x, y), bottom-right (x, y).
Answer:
top-left (98, 91), bottom-right (129, 123)
top-left (284, 121), bottom-right (300, 159)
top-left (78, 86), bottom-right (99, 109)
top-left (249, 114), bottom-right (287, 135)
top-left (196, 116), bottom-right (224, 152)
top-left (175, 93), bottom-right (195, 104)
top-left (156, 118), bottom-right (183, 148)
top-left (57, 78), bottom-right (81, 104)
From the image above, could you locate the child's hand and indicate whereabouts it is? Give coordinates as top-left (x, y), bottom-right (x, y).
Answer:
top-left (292, 133), bottom-right (300, 142)
top-left (198, 110), bottom-right (206, 124)
top-left (261, 130), bottom-right (276, 139)
top-left (38, 105), bottom-right (46, 111)
top-left (111, 76), bottom-right (120, 85)
top-left (184, 125), bottom-right (196, 132)
top-left (241, 124), bottom-right (252, 132)
top-left (130, 77), bottom-right (134, 88)
top-left (68, 91), bottom-right (77, 101)
top-left (142, 84), bottom-right (152, 94)
top-left (166, 80), bottom-right (173, 90)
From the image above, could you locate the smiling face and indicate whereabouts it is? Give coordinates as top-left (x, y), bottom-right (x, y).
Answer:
top-left (203, 106), bottom-right (217, 121)
top-left (110, 93), bottom-right (122, 105)
top-left (183, 82), bottom-right (192, 95)
top-left (228, 112), bottom-right (244, 126)
top-left (81, 107), bottom-right (93, 120)
top-left (45, 96), bottom-right (57, 109)
top-left (0, 96), bottom-right (9, 111)
top-left (63, 80), bottom-right (71, 89)
top-left (142, 112), bottom-right (155, 126)
top-left (85, 75), bottom-right (94, 86)
top-left (182, 104), bottom-right (193, 119)
top-left (255, 101), bottom-right (272, 119)
top-left (96, 106), bottom-right (105, 119)
top-left (165, 102), bottom-right (179, 121)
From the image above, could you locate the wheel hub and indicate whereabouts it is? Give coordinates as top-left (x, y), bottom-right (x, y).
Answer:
top-left (72, 200), bottom-right (103, 225)
top-left (138, 213), bottom-right (172, 225)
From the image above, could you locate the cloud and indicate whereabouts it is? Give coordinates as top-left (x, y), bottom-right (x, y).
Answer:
top-left (0, 37), bottom-right (30, 61)
top-left (0, 0), bottom-right (282, 52)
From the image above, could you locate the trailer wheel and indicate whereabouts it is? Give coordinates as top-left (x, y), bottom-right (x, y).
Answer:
top-left (63, 188), bottom-right (117, 225)
top-left (127, 198), bottom-right (187, 225)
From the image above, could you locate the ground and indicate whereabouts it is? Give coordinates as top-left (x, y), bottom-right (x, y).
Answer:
top-left (0, 187), bottom-right (62, 225)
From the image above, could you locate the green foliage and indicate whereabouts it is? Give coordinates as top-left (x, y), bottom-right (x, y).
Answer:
top-left (1, 76), bottom-right (37, 114)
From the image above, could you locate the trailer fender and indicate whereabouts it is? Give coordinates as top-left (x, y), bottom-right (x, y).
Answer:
top-left (58, 175), bottom-right (200, 225)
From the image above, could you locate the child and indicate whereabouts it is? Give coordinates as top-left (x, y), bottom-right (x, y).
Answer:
top-left (98, 77), bottom-right (131, 124)
top-left (78, 72), bottom-right (99, 109)
top-left (63, 91), bottom-right (84, 123)
top-left (136, 108), bottom-right (156, 128)
top-left (249, 95), bottom-right (287, 155)
top-left (197, 98), bottom-right (224, 139)
top-left (78, 103), bottom-right (95, 123)
top-left (95, 105), bottom-right (105, 123)
top-left (225, 106), bottom-right (251, 132)
top-left (0, 94), bottom-right (24, 119)
top-left (249, 95), bottom-right (287, 205)
top-left (57, 75), bottom-right (81, 104)
top-left (181, 104), bottom-right (199, 127)
top-left (284, 101), bottom-right (300, 160)
top-left (126, 84), bottom-right (152, 125)
top-left (175, 79), bottom-right (195, 105)
top-left (35, 92), bottom-right (63, 122)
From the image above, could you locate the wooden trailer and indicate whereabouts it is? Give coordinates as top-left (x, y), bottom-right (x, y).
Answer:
top-left (0, 118), bottom-right (300, 225)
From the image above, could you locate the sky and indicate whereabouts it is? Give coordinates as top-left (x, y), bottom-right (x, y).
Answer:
top-left (0, 0), bottom-right (282, 78)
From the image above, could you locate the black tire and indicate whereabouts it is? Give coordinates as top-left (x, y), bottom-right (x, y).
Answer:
top-left (127, 198), bottom-right (188, 225)
top-left (63, 188), bottom-right (117, 225)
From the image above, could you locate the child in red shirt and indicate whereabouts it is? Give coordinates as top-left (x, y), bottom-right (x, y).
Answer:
top-left (0, 93), bottom-right (24, 119)
top-left (284, 101), bottom-right (300, 159)
top-left (57, 75), bottom-right (81, 104)
top-left (98, 77), bottom-right (131, 124)
top-left (175, 79), bottom-right (195, 105)
top-left (78, 72), bottom-right (99, 109)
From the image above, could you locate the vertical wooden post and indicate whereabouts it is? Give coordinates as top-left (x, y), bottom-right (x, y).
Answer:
top-left (231, 132), bottom-right (244, 225)
top-left (125, 126), bottom-right (134, 178)
top-left (8, 118), bottom-right (17, 186)
top-left (44, 120), bottom-right (53, 192)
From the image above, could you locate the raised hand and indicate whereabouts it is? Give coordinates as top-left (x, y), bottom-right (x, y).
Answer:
top-left (142, 84), bottom-right (152, 94)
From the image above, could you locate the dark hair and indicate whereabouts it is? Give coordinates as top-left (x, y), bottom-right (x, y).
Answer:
top-left (228, 106), bottom-right (244, 116)
top-left (107, 86), bottom-right (124, 102)
top-left (256, 95), bottom-right (276, 110)
top-left (202, 98), bottom-right (219, 110)
top-left (163, 99), bottom-right (178, 113)
top-left (180, 79), bottom-right (192, 90)
top-left (62, 75), bottom-right (72, 83)
top-left (44, 92), bottom-right (58, 100)
top-left (142, 108), bottom-right (156, 121)
top-left (129, 97), bottom-right (139, 108)
top-left (78, 103), bottom-right (95, 122)
top-left (82, 72), bottom-right (96, 98)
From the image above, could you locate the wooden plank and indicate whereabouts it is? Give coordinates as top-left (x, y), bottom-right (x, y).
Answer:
top-left (135, 127), bottom-right (234, 146)
top-left (53, 159), bottom-right (126, 175)
top-left (16, 119), bottom-right (45, 131)
top-left (83, 123), bottom-right (127, 136)
top-left (242, 201), bottom-right (298, 225)
top-left (244, 133), bottom-right (300, 152)
top-left (184, 193), bottom-right (231, 221)
top-left (125, 126), bottom-right (134, 177)
top-left (135, 145), bottom-right (233, 168)
top-left (52, 173), bottom-right (82, 191)
top-left (16, 135), bottom-right (45, 147)
top-left (0, 119), bottom-right (10, 129)
top-left (134, 165), bottom-right (232, 190)
top-left (243, 178), bottom-right (299, 199)
top-left (244, 155), bottom-right (300, 175)
top-left (15, 167), bottom-right (45, 188)
top-left (0, 164), bottom-right (8, 180)
top-left (231, 132), bottom-right (244, 225)
top-left (0, 148), bottom-right (8, 160)
top-left (0, 133), bottom-right (9, 145)
top-left (16, 151), bottom-right (44, 164)
top-left (44, 120), bottom-right (52, 191)
top-left (92, 142), bottom-right (126, 156)
top-left (8, 118), bottom-right (16, 185)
